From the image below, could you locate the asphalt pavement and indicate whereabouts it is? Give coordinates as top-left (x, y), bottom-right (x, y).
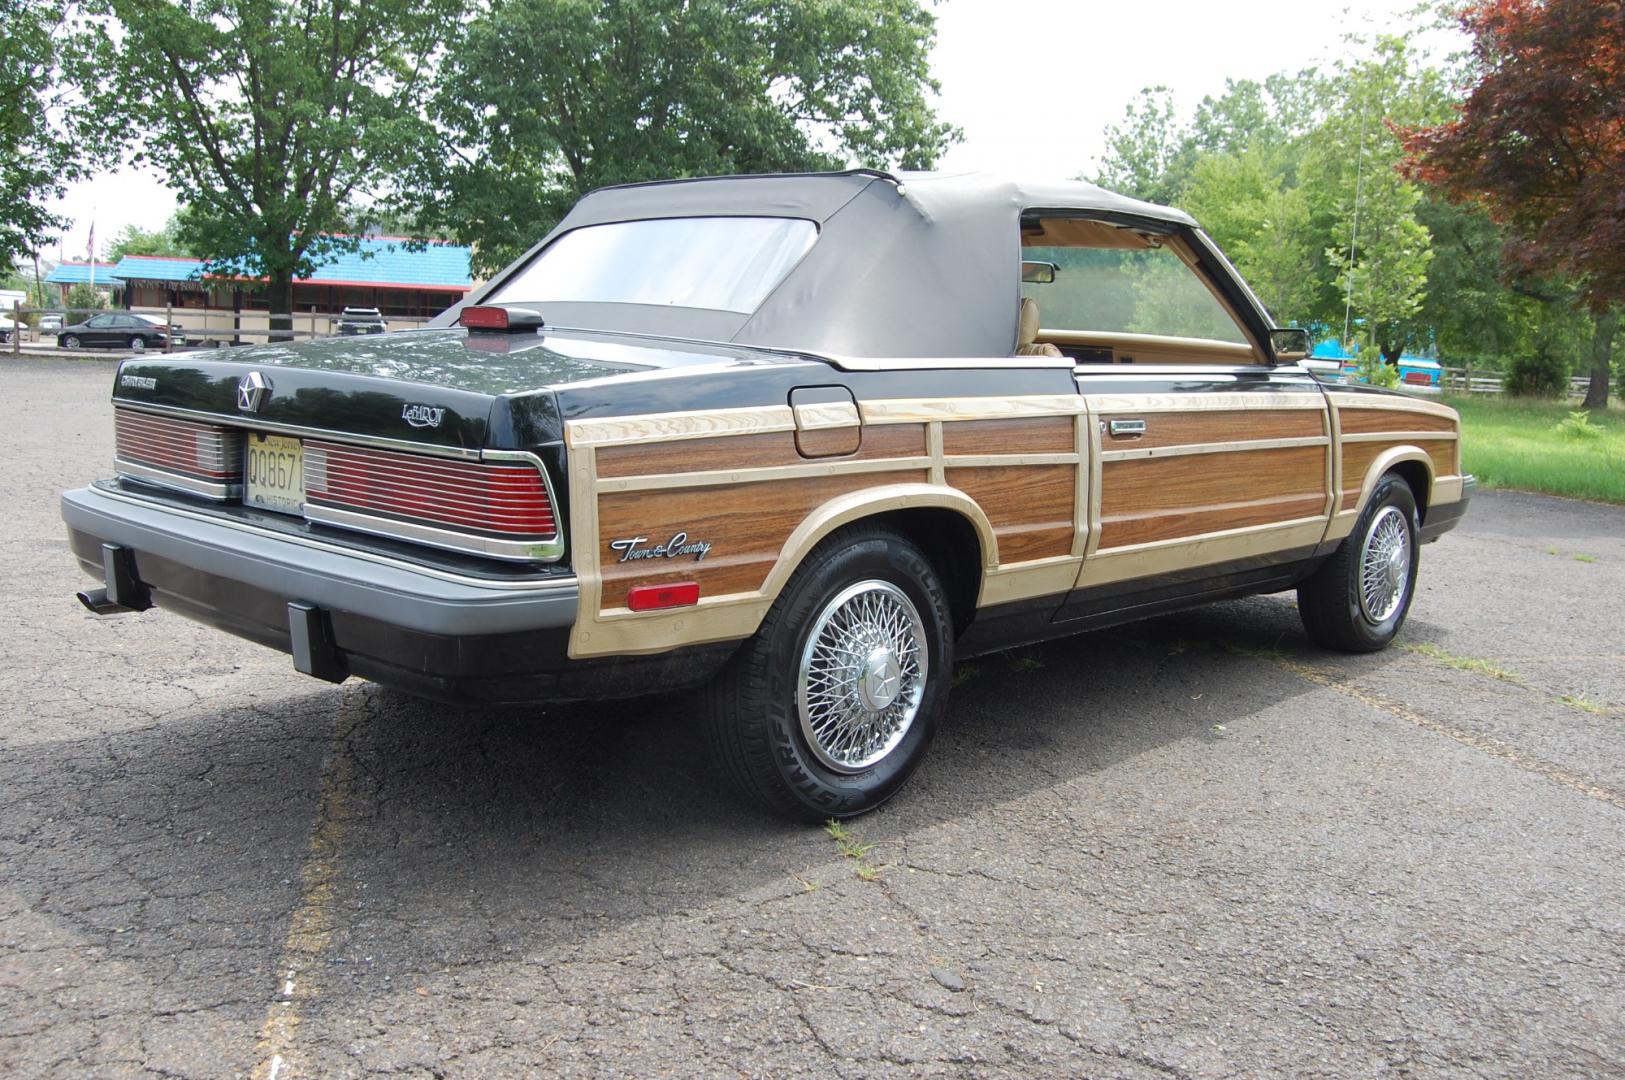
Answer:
top-left (2, 356), bottom-right (1621, 1078)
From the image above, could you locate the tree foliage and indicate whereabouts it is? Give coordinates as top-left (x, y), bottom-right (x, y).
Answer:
top-left (107, 216), bottom-right (191, 260)
top-left (1403, 0), bottom-right (1624, 404)
top-left (414, 0), bottom-right (959, 275)
top-left (83, 0), bottom-right (461, 328)
top-left (0, 1), bottom-right (103, 270)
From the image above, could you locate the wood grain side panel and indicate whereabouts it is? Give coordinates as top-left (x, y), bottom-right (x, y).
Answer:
top-left (1098, 445), bottom-right (1327, 548)
top-left (946, 464), bottom-right (1076, 562)
top-left (941, 416), bottom-right (1076, 455)
top-left (596, 423), bottom-right (929, 477)
top-left (1095, 408), bottom-right (1324, 450)
top-left (1339, 439), bottom-right (1457, 510)
top-left (596, 469), bottom-right (929, 609)
top-left (598, 431), bottom-right (803, 477)
top-left (1338, 408), bottom-right (1458, 435)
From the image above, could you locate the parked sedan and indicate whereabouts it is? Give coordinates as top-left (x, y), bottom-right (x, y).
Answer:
top-left (57, 313), bottom-right (172, 351)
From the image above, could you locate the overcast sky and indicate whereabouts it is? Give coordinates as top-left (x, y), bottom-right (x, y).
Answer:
top-left (43, 0), bottom-right (1457, 262)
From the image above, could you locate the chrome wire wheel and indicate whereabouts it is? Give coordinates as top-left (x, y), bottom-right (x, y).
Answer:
top-left (1359, 505), bottom-right (1411, 623)
top-left (796, 579), bottom-right (928, 774)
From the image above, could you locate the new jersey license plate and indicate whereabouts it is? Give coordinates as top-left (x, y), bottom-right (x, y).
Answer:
top-left (244, 433), bottom-right (305, 514)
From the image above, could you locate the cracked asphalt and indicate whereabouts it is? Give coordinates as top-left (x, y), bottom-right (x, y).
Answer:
top-left (3, 356), bottom-right (1622, 1078)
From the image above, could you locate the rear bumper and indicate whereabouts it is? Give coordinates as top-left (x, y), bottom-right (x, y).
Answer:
top-left (1421, 475), bottom-right (1474, 543)
top-left (61, 485), bottom-right (731, 704)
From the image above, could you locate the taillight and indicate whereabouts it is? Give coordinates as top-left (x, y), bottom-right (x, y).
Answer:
top-left (114, 409), bottom-right (244, 497)
top-left (1404, 371), bottom-right (1433, 385)
top-left (304, 442), bottom-right (556, 539)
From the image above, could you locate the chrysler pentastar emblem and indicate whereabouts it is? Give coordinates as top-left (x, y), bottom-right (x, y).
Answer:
top-left (236, 371), bottom-right (269, 412)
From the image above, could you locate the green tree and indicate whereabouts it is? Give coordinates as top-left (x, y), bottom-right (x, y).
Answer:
top-left (1298, 36), bottom-right (1452, 359)
top-left (1092, 87), bottom-right (1193, 206)
top-left (83, 0), bottom-right (461, 337)
top-left (65, 282), bottom-right (107, 311)
top-left (416, 0), bottom-right (958, 276)
top-left (1, 2), bottom-right (104, 269)
top-left (107, 215), bottom-right (191, 260)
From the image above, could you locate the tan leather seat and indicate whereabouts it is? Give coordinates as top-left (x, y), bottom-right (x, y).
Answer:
top-left (1014, 297), bottom-right (1064, 357)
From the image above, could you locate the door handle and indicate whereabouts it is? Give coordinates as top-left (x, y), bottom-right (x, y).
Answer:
top-left (1107, 418), bottom-right (1146, 438)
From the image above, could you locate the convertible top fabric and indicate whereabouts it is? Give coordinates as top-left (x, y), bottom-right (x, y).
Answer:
top-left (452, 171), bottom-right (1204, 359)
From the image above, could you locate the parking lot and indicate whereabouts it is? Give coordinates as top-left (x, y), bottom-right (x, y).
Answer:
top-left (2, 356), bottom-right (1622, 1078)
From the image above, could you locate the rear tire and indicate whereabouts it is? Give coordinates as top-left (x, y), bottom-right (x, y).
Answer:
top-left (704, 524), bottom-right (953, 821)
top-left (1298, 473), bottom-right (1421, 652)
top-left (128, 336), bottom-right (146, 351)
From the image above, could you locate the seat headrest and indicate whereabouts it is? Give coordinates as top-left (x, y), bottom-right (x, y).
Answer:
top-left (1018, 297), bottom-right (1041, 347)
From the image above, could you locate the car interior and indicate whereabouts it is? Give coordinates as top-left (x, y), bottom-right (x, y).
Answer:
top-left (1017, 214), bottom-right (1266, 366)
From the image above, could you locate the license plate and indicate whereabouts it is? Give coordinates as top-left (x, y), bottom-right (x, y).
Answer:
top-left (244, 433), bottom-right (305, 514)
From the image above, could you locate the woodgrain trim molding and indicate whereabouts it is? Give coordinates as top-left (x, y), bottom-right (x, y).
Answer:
top-left (1324, 393), bottom-right (1460, 421)
top-left (596, 456), bottom-right (937, 493)
top-left (1079, 517), bottom-right (1329, 588)
top-left (566, 405), bottom-right (796, 449)
top-left (859, 395), bottom-right (1086, 425)
top-left (793, 401), bottom-right (860, 430)
top-left (568, 483), bottom-right (1005, 658)
top-left (1099, 434), bottom-right (1328, 462)
top-left (980, 555), bottom-right (1086, 607)
top-left (1341, 430), bottom-right (1459, 443)
top-left (1352, 445), bottom-right (1435, 516)
top-left (1081, 391), bottom-right (1326, 414)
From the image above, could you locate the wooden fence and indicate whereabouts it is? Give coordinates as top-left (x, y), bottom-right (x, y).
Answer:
top-left (1438, 366), bottom-right (1592, 398)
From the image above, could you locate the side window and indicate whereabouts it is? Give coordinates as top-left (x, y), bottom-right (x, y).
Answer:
top-left (87, 315), bottom-right (113, 327)
top-left (1020, 216), bottom-right (1253, 352)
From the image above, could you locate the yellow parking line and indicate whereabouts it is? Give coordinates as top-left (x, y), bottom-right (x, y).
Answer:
top-left (251, 689), bottom-right (360, 1080)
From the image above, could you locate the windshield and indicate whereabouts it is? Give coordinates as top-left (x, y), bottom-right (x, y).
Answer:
top-left (488, 216), bottom-right (818, 314)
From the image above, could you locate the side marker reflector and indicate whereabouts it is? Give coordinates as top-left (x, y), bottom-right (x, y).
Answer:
top-left (626, 582), bottom-right (701, 611)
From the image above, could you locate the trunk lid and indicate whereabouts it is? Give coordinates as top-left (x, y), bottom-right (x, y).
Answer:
top-left (109, 328), bottom-right (799, 449)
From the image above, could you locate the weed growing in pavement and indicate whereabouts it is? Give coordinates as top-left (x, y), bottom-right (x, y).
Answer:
top-left (1558, 694), bottom-right (1608, 715)
top-left (1573, 552), bottom-right (1597, 563)
top-left (824, 819), bottom-right (883, 881)
top-left (1401, 641), bottom-right (1523, 683)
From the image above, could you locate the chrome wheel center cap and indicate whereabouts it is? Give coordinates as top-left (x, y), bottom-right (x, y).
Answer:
top-left (857, 647), bottom-right (902, 712)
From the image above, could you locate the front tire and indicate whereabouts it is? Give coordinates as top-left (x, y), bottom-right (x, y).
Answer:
top-left (705, 525), bottom-right (953, 821)
top-left (1298, 473), bottom-right (1421, 652)
top-left (61, 335), bottom-right (80, 349)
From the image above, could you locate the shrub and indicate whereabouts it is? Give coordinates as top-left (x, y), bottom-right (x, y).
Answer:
top-left (1505, 345), bottom-right (1569, 397)
top-left (1355, 352), bottom-right (1399, 389)
top-left (1555, 410), bottom-right (1602, 440)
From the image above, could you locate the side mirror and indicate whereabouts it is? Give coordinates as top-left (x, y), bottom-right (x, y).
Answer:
top-left (1269, 327), bottom-right (1313, 364)
top-left (1021, 261), bottom-right (1059, 284)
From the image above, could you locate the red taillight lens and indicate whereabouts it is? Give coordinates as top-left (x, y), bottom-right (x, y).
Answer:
top-left (626, 582), bottom-right (701, 611)
top-left (304, 442), bottom-right (556, 538)
top-left (115, 410), bottom-right (244, 481)
top-left (459, 306), bottom-right (509, 330)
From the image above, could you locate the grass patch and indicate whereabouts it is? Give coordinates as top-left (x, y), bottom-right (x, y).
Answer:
top-left (824, 819), bottom-right (883, 881)
top-left (1446, 395), bottom-right (1625, 504)
top-left (1401, 641), bottom-right (1522, 683)
top-left (1558, 694), bottom-right (1608, 715)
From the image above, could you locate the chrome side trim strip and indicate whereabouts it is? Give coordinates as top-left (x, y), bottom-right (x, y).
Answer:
top-left (305, 502), bottom-right (563, 563)
top-left (114, 402), bottom-right (486, 460)
top-left (88, 484), bottom-right (577, 592)
top-left (114, 459), bottom-right (240, 500)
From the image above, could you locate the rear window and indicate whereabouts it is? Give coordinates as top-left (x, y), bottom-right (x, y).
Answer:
top-left (489, 216), bottom-right (817, 315)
